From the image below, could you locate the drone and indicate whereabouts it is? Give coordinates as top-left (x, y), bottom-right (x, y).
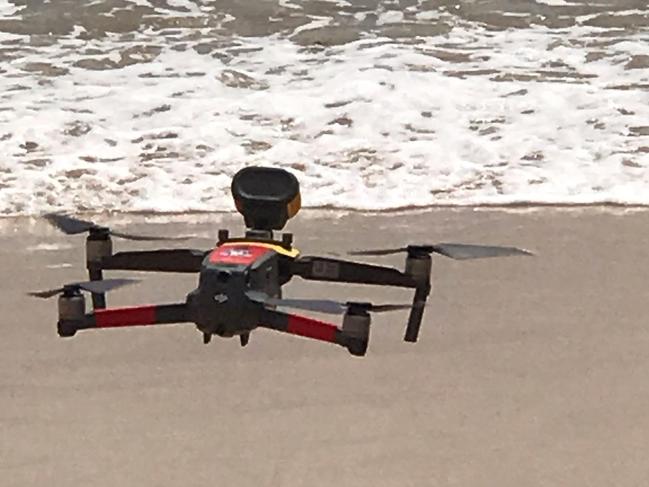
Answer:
top-left (31, 166), bottom-right (532, 357)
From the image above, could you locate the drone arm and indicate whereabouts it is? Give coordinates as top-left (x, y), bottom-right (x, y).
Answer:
top-left (84, 249), bottom-right (206, 310)
top-left (290, 256), bottom-right (417, 288)
top-left (258, 308), bottom-right (365, 354)
top-left (100, 249), bottom-right (208, 273)
top-left (58, 303), bottom-right (190, 336)
top-left (259, 308), bottom-right (342, 343)
top-left (91, 303), bottom-right (188, 328)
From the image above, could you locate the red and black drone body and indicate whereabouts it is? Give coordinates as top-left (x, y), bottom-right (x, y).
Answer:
top-left (33, 166), bottom-right (532, 357)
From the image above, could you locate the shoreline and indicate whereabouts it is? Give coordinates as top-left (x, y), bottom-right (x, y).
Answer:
top-left (2, 202), bottom-right (649, 223)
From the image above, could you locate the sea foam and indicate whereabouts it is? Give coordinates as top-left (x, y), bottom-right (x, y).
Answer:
top-left (0, 2), bottom-right (647, 215)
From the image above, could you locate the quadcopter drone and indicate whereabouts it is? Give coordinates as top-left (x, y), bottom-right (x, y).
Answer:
top-left (31, 166), bottom-right (532, 357)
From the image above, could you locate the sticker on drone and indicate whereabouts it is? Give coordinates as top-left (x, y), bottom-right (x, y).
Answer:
top-left (223, 248), bottom-right (252, 257)
top-left (312, 260), bottom-right (340, 278)
top-left (209, 245), bottom-right (272, 265)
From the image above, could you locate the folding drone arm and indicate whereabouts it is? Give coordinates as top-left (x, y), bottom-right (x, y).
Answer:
top-left (83, 248), bottom-right (208, 309)
top-left (99, 249), bottom-right (209, 273)
top-left (258, 307), bottom-right (366, 356)
top-left (289, 256), bottom-right (418, 288)
top-left (57, 302), bottom-right (190, 337)
top-left (290, 255), bottom-right (432, 344)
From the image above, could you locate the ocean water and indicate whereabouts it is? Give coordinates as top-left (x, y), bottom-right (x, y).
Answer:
top-left (0, 0), bottom-right (648, 215)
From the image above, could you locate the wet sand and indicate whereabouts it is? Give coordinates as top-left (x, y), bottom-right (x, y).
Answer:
top-left (2, 207), bottom-right (649, 486)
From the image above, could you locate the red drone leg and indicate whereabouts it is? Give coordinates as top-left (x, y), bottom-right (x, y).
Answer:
top-left (86, 303), bottom-right (187, 329)
top-left (258, 308), bottom-right (351, 349)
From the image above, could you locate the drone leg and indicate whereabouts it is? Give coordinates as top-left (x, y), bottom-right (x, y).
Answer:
top-left (91, 304), bottom-right (187, 328)
top-left (258, 309), bottom-right (365, 356)
top-left (404, 284), bottom-right (430, 343)
top-left (403, 252), bottom-right (432, 343)
top-left (203, 332), bottom-right (212, 344)
top-left (85, 231), bottom-right (112, 310)
top-left (88, 267), bottom-right (106, 310)
top-left (59, 303), bottom-right (189, 337)
top-left (239, 332), bottom-right (250, 347)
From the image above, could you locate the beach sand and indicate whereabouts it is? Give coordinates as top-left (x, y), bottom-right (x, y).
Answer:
top-left (2, 208), bottom-right (649, 486)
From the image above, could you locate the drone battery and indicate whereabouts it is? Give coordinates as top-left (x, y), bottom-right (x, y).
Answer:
top-left (342, 312), bottom-right (370, 357)
top-left (231, 166), bottom-right (301, 231)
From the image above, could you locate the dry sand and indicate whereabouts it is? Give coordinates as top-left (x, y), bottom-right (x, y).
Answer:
top-left (2, 207), bottom-right (649, 486)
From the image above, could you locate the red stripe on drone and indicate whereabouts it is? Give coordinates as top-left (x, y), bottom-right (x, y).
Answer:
top-left (94, 306), bottom-right (157, 328)
top-left (286, 314), bottom-right (338, 343)
top-left (208, 244), bottom-right (272, 265)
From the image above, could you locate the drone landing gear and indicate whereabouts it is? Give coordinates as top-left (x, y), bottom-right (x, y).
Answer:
top-left (259, 309), bottom-right (369, 357)
top-left (201, 332), bottom-right (250, 346)
top-left (403, 251), bottom-right (432, 343)
top-left (56, 302), bottom-right (189, 337)
top-left (86, 228), bottom-right (113, 310)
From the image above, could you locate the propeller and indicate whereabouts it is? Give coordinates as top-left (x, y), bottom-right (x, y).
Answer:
top-left (28, 278), bottom-right (139, 299)
top-left (349, 243), bottom-right (533, 260)
top-left (246, 291), bottom-right (424, 315)
top-left (44, 213), bottom-right (191, 241)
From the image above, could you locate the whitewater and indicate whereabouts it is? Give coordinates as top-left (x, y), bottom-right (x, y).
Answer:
top-left (0, 0), bottom-right (648, 215)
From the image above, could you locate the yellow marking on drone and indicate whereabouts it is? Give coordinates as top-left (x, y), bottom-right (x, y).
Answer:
top-left (287, 193), bottom-right (301, 218)
top-left (220, 241), bottom-right (300, 258)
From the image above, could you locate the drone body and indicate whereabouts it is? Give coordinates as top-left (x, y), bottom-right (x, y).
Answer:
top-left (37, 166), bottom-right (532, 357)
top-left (189, 241), bottom-right (294, 341)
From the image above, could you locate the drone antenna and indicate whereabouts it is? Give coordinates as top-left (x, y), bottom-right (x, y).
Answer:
top-left (217, 229), bottom-right (230, 245)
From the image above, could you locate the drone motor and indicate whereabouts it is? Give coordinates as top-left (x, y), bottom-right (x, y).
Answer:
top-left (342, 308), bottom-right (371, 357)
top-left (86, 228), bottom-right (113, 266)
top-left (57, 291), bottom-right (85, 337)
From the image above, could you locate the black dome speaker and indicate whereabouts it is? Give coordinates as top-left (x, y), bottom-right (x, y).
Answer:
top-left (231, 166), bottom-right (301, 231)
